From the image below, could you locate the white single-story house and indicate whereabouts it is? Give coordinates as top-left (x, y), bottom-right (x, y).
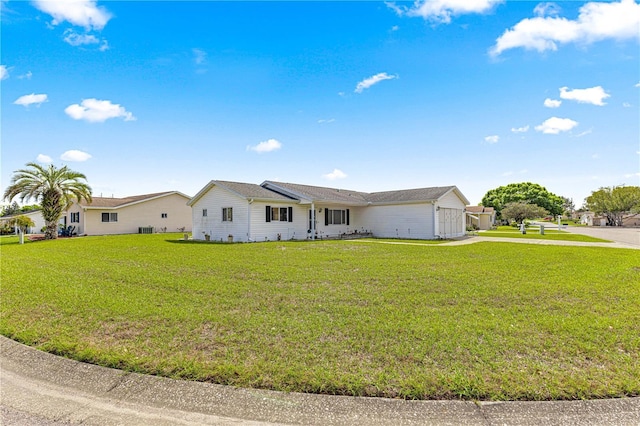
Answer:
top-left (0, 209), bottom-right (46, 234)
top-left (64, 191), bottom-right (192, 236)
top-left (188, 180), bottom-right (469, 242)
top-left (465, 206), bottom-right (496, 230)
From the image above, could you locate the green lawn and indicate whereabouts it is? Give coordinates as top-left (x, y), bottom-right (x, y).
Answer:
top-left (1, 233), bottom-right (638, 401)
top-left (478, 226), bottom-right (610, 242)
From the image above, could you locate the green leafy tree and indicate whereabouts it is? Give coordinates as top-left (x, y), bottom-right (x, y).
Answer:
top-left (0, 201), bottom-right (20, 217)
top-left (585, 185), bottom-right (640, 226)
top-left (500, 202), bottom-right (549, 224)
top-left (3, 163), bottom-right (92, 239)
top-left (9, 215), bottom-right (36, 233)
top-left (481, 182), bottom-right (564, 217)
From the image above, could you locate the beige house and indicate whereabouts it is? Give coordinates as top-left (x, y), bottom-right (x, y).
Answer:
top-left (64, 191), bottom-right (192, 236)
top-left (465, 206), bottom-right (496, 230)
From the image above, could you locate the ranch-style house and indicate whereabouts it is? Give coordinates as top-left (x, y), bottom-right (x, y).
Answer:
top-left (188, 180), bottom-right (469, 242)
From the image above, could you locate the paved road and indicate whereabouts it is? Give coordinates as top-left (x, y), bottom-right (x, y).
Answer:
top-left (561, 225), bottom-right (639, 248)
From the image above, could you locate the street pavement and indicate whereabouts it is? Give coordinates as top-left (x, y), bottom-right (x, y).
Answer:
top-left (2, 230), bottom-right (639, 425)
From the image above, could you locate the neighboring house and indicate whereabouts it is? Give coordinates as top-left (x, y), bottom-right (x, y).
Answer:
top-left (622, 213), bottom-right (640, 227)
top-left (0, 210), bottom-right (46, 234)
top-left (465, 206), bottom-right (496, 230)
top-left (188, 180), bottom-right (469, 242)
top-left (580, 212), bottom-right (595, 226)
top-left (65, 191), bottom-right (192, 236)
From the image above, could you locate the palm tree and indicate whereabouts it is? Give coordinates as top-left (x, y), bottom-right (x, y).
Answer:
top-left (3, 163), bottom-right (92, 239)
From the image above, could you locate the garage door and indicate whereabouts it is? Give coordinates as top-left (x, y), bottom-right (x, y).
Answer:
top-left (438, 208), bottom-right (463, 237)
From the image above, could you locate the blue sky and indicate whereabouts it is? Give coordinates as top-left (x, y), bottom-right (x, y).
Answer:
top-left (2, 0), bottom-right (639, 207)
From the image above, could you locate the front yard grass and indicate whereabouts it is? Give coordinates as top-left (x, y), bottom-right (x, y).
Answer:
top-left (1, 233), bottom-right (638, 400)
top-left (479, 226), bottom-right (610, 242)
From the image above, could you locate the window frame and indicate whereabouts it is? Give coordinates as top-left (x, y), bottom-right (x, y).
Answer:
top-left (265, 206), bottom-right (293, 223)
top-left (101, 212), bottom-right (118, 223)
top-left (222, 207), bottom-right (233, 222)
top-left (325, 208), bottom-right (350, 226)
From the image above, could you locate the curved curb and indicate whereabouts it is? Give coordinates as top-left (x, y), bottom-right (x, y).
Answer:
top-left (1, 336), bottom-right (639, 425)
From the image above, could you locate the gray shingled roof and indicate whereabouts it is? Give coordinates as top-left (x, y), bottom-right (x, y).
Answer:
top-left (365, 186), bottom-right (456, 204)
top-left (263, 181), bottom-right (458, 205)
top-left (262, 181), bottom-right (370, 205)
top-left (214, 181), bottom-right (294, 201)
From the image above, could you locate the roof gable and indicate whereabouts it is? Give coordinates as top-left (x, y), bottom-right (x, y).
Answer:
top-left (188, 180), bottom-right (293, 206)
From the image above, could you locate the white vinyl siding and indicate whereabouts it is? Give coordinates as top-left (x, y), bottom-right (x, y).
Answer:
top-left (191, 186), bottom-right (248, 241)
top-left (359, 203), bottom-right (435, 239)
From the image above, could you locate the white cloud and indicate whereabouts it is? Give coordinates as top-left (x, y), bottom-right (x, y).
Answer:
top-left (559, 86), bottom-right (610, 106)
top-left (322, 169), bottom-right (347, 180)
top-left (636, 81), bottom-right (640, 88)
top-left (484, 135), bottom-right (500, 144)
top-left (544, 98), bottom-right (562, 108)
top-left (354, 72), bottom-right (397, 93)
top-left (14, 93), bottom-right (48, 107)
top-left (65, 99), bottom-right (136, 123)
top-left (60, 150), bottom-right (92, 162)
top-left (17, 71), bottom-right (33, 80)
top-left (247, 138), bottom-right (282, 153)
top-left (33, 0), bottom-right (111, 30)
top-left (623, 102), bottom-right (632, 108)
top-left (511, 125), bottom-right (530, 133)
top-left (490, 0), bottom-right (640, 56)
top-left (193, 48), bottom-right (207, 65)
top-left (389, 0), bottom-right (501, 24)
top-left (63, 29), bottom-right (107, 50)
top-left (573, 129), bottom-right (593, 138)
top-left (0, 65), bottom-right (8, 80)
top-left (534, 2), bottom-right (562, 17)
top-left (36, 154), bottom-right (53, 164)
top-left (318, 118), bottom-right (335, 124)
top-left (591, 153), bottom-right (600, 159)
top-left (535, 117), bottom-right (579, 134)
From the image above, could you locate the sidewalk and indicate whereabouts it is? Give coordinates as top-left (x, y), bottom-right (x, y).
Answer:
top-left (2, 336), bottom-right (639, 425)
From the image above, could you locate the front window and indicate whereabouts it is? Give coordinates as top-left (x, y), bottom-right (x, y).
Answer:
top-left (327, 209), bottom-right (347, 225)
top-left (268, 207), bottom-right (291, 222)
top-left (271, 207), bottom-right (289, 222)
top-left (202, 209), bottom-right (208, 217)
top-left (161, 213), bottom-right (168, 218)
top-left (70, 212), bottom-right (80, 223)
top-left (222, 207), bottom-right (233, 222)
top-left (101, 212), bottom-right (118, 222)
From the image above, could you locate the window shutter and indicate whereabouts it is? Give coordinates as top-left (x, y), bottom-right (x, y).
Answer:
top-left (288, 207), bottom-right (293, 222)
top-left (346, 209), bottom-right (350, 226)
top-left (266, 206), bottom-right (271, 222)
top-left (325, 209), bottom-right (329, 226)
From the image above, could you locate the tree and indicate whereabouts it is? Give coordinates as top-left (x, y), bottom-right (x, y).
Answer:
top-left (585, 185), bottom-right (640, 226)
top-left (561, 197), bottom-right (575, 217)
top-left (481, 182), bottom-right (564, 218)
top-left (500, 202), bottom-right (549, 224)
top-left (9, 215), bottom-right (35, 233)
top-left (0, 201), bottom-right (20, 217)
top-left (3, 163), bottom-right (92, 239)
